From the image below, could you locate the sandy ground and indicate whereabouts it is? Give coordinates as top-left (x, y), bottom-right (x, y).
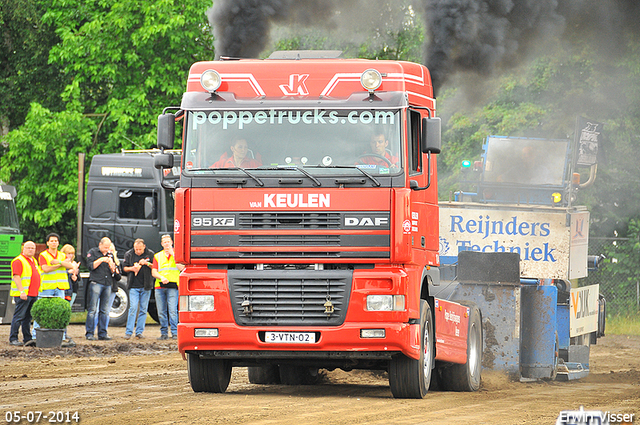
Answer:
top-left (0, 324), bottom-right (639, 425)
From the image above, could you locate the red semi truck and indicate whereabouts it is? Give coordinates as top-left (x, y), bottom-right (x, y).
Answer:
top-left (155, 51), bottom-right (481, 398)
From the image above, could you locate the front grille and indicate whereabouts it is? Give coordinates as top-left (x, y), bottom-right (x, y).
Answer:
top-left (191, 211), bottom-right (391, 259)
top-left (238, 212), bottom-right (341, 229)
top-left (239, 234), bottom-right (341, 246)
top-left (228, 269), bottom-right (352, 326)
top-left (0, 258), bottom-right (13, 283)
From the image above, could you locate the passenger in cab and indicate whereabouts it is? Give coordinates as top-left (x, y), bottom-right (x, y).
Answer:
top-left (212, 138), bottom-right (262, 168)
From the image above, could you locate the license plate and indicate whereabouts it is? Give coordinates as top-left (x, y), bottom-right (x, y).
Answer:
top-left (265, 331), bottom-right (316, 344)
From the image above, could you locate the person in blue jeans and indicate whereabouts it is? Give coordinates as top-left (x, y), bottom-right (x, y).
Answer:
top-left (122, 239), bottom-right (154, 339)
top-left (151, 235), bottom-right (184, 340)
top-left (85, 237), bottom-right (119, 341)
top-left (9, 241), bottom-right (41, 346)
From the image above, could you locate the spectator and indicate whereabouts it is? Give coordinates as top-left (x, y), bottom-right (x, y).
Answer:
top-left (152, 235), bottom-right (184, 340)
top-left (35, 233), bottom-right (77, 346)
top-left (60, 244), bottom-right (80, 306)
top-left (60, 244), bottom-right (80, 347)
top-left (122, 239), bottom-right (154, 339)
top-left (85, 237), bottom-right (118, 340)
top-left (104, 243), bottom-right (122, 330)
top-left (9, 241), bottom-right (41, 346)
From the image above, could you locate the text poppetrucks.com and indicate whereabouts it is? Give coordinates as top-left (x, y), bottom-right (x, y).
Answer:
top-left (555, 406), bottom-right (635, 424)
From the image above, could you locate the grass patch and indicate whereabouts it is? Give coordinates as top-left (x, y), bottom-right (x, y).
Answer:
top-left (70, 311), bottom-right (157, 324)
top-left (606, 314), bottom-right (640, 336)
top-left (70, 311), bottom-right (87, 324)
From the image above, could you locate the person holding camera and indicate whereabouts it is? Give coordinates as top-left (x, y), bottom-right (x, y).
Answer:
top-left (85, 237), bottom-right (120, 341)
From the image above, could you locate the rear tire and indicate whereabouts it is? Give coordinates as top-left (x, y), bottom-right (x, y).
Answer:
top-left (147, 297), bottom-right (159, 323)
top-left (248, 365), bottom-right (281, 384)
top-left (389, 299), bottom-right (433, 398)
top-left (279, 366), bottom-right (320, 385)
top-left (187, 353), bottom-right (232, 393)
top-left (440, 301), bottom-right (482, 392)
top-left (108, 281), bottom-right (129, 327)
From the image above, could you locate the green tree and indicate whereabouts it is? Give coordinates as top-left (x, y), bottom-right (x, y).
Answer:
top-left (436, 41), bottom-right (640, 241)
top-left (1, 0), bottom-right (215, 241)
top-left (0, 0), bottom-right (67, 134)
top-left (0, 103), bottom-right (95, 242)
top-left (591, 219), bottom-right (640, 315)
top-left (269, 2), bottom-right (424, 62)
top-left (43, 0), bottom-right (215, 151)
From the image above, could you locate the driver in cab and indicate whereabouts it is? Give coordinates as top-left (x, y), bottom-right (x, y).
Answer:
top-left (359, 132), bottom-right (399, 168)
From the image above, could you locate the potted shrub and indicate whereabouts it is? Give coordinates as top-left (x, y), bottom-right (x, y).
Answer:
top-left (31, 297), bottom-right (71, 348)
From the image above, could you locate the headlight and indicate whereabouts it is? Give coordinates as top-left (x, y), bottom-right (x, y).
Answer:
top-left (360, 69), bottom-right (382, 92)
top-left (200, 70), bottom-right (221, 92)
top-left (366, 295), bottom-right (405, 311)
top-left (182, 295), bottom-right (215, 311)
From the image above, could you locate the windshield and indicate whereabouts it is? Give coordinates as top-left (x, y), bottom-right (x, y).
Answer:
top-left (183, 109), bottom-right (402, 175)
top-left (482, 137), bottom-right (569, 186)
top-left (0, 198), bottom-right (20, 232)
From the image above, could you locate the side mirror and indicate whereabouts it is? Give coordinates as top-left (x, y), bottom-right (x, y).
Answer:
top-left (157, 113), bottom-right (176, 150)
top-left (154, 153), bottom-right (174, 170)
top-left (421, 117), bottom-right (441, 154)
top-left (0, 185), bottom-right (17, 199)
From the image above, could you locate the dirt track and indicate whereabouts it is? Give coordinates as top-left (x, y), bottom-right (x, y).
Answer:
top-left (1, 324), bottom-right (639, 425)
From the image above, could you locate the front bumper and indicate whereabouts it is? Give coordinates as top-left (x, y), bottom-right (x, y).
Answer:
top-left (178, 321), bottom-right (421, 362)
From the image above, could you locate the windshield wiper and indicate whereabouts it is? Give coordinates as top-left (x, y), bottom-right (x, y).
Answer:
top-left (224, 167), bottom-right (264, 186)
top-left (309, 165), bottom-right (381, 187)
top-left (282, 166), bottom-right (322, 187)
top-left (256, 166), bottom-right (322, 187)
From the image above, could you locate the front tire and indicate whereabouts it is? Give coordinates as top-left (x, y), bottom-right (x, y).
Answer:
top-left (389, 299), bottom-right (433, 398)
top-left (440, 301), bottom-right (482, 392)
top-left (187, 353), bottom-right (232, 393)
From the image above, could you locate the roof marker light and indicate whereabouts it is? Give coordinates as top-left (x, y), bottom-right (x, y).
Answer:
top-left (361, 69), bottom-right (382, 93)
top-left (200, 70), bottom-right (222, 93)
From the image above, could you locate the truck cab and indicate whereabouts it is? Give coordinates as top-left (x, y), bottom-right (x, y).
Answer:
top-left (155, 53), bottom-right (490, 399)
top-left (76, 150), bottom-right (180, 325)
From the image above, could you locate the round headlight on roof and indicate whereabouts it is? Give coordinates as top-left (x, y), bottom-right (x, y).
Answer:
top-left (200, 70), bottom-right (221, 93)
top-left (361, 69), bottom-right (382, 92)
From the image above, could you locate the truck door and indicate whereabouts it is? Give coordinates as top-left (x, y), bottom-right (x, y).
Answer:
top-left (83, 187), bottom-right (116, 256)
top-left (115, 188), bottom-right (160, 253)
top-left (408, 109), bottom-right (438, 258)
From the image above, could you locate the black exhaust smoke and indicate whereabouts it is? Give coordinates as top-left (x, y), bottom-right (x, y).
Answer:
top-left (423, 0), bottom-right (640, 95)
top-left (209, 0), bottom-right (340, 59)
top-left (208, 0), bottom-right (640, 95)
